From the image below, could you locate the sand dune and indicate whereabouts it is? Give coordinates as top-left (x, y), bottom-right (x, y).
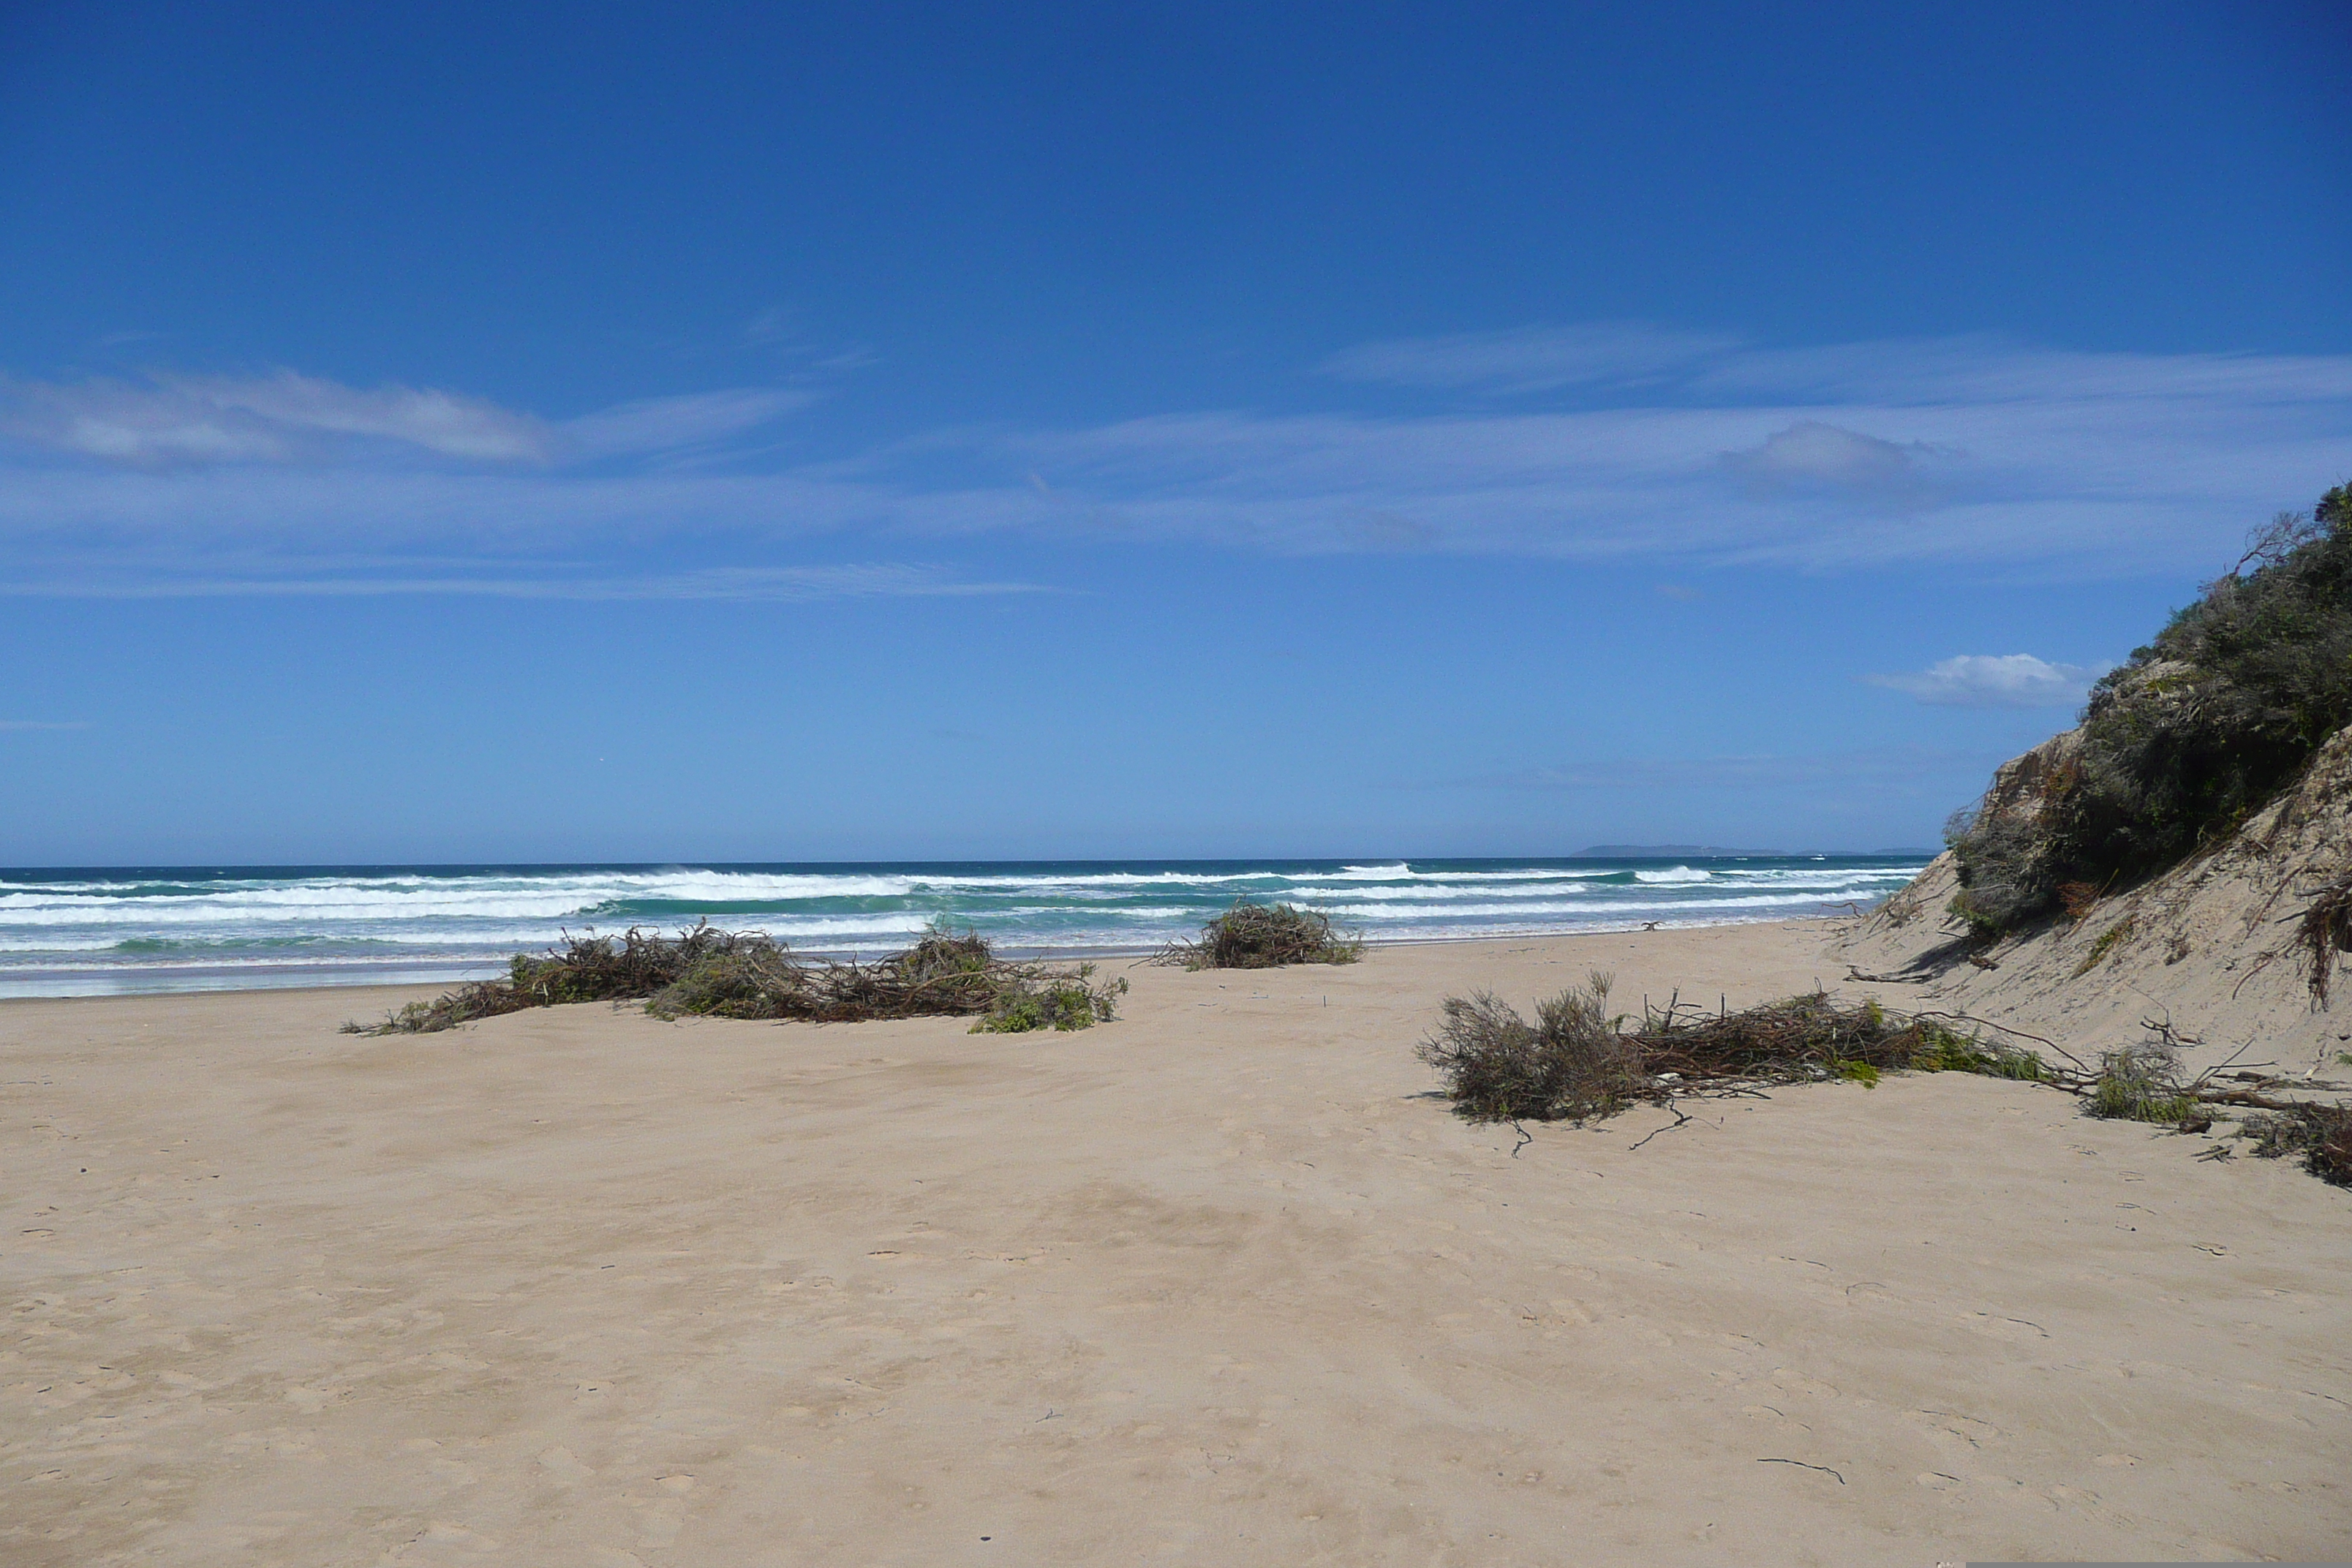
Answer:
top-left (5, 921), bottom-right (2348, 1564)
top-left (1838, 725), bottom-right (2352, 1079)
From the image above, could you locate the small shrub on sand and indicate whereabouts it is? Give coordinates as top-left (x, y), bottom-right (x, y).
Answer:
top-left (1419, 984), bottom-right (2048, 1123)
top-left (348, 921), bottom-right (1123, 1034)
top-left (970, 966), bottom-right (1128, 1034)
top-left (2085, 1042), bottom-right (2199, 1125)
top-left (1416, 973), bottom-right (1642, 1123)
top-left (1156, 902), bottom-right (1363, 970)
top-left (2239, 1105), bottom-right (2352, 1186)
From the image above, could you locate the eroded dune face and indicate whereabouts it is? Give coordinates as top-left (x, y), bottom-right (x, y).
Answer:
top-left (1838, 723), bottom-right (2352, 1076)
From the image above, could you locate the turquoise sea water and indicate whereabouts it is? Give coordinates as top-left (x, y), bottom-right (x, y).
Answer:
top-left (0, 857), bottom-right (1927, 998)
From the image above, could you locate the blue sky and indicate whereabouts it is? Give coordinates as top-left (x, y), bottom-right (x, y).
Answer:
top-left (1, 0), bottom-right (2347, 863)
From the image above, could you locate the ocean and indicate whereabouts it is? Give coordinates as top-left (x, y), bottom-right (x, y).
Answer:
top-left (0, 856), bottom-right (1927, 998)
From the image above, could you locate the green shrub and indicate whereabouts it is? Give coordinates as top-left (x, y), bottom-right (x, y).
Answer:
top-left (2086, 1043), bottom-right (2198, 1124)
top-left (1909, 1022), bottom-right (2049, 1079)
top-left (1945, 804), bottom-right (2054, 939)
top-left (970, 966), bottom-right (1128, 1033)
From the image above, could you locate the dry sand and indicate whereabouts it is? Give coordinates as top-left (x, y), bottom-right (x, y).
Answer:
top-left (5, 921), bottom-right (2348, 1565)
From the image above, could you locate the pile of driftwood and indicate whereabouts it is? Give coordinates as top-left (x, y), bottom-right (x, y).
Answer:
top-left (348, 924), bottom-right (1123, 1036)
top-left (1417, 975), bottom-right (2349, 1186)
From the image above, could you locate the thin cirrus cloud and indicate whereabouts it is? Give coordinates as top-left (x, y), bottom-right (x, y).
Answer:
top-left (0, 561), bottom-right (1046, 603)
top-left (561, 388), bottom-right (820, 461)
top-left (0, 326), bottom-right (2347, 595)
top-left (0, 370), bottom-right (557, 467)
top-left (1864, 653), bottom-right (2114, 709)
top-left (1464, 746), bottom-right (2000, 791)
top-left (1316, 322), bottom-right (1742, 393)
top-left (0, 372), bottom-right (816, 470)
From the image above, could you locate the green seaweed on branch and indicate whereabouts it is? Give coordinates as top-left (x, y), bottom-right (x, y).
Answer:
top-left (1154, 901), bottom-right (1364, 970)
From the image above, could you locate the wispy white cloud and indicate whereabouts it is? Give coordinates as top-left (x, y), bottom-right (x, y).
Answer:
top-left (0, 371), bottom-right (557, 467)
top-left (1, 329), bottom-right (2345, 592)
top-left (560, 388), bottom-right (818, 461)
top-left (1318, 322), bottom-right (1740, 393)
top-left (0, 372), bottom-right (816, 470)
top-left (1469, 747), bottom-right (1996, 791)
top-left (0, 562), bottom-right (1044, 602)
top-left (1864, 653), bottom-right (2113, 708)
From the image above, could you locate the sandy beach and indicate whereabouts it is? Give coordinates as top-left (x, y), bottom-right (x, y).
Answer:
top-left (6, 919), bottom-right (2348, 1565)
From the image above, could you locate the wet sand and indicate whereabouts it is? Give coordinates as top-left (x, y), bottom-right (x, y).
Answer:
top-left (5, 921), bottom-right (2347, 1564)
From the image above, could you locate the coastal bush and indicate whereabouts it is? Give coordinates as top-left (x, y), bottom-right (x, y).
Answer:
top-left (1948, 484), bottom-right (2352, 935)
top-left (348, 921), bottom-right (1123, 1034)
top-left (1156, 901), bottom-right (1364, 970)
top-left (1417, 985), bottom-right (2048, 1123)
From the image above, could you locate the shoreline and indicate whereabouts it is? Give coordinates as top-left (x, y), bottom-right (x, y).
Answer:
top-left (0, 913), bottom-right (1860, 1003)
top-left (7, 919), bottom-right (2342, 1564)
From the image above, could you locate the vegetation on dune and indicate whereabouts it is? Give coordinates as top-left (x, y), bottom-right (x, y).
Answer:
top-left (1948, 483), bottom-right (2352, 938)
top-left (2295, 869), bottom-right (2352, 1009)
top-left (1417, 976), bottom-right (2046, 1125)
top-left (347, 921), bottom-right (1123, 1036)
top-left (1155, 901), bottom-right (1363, 970)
